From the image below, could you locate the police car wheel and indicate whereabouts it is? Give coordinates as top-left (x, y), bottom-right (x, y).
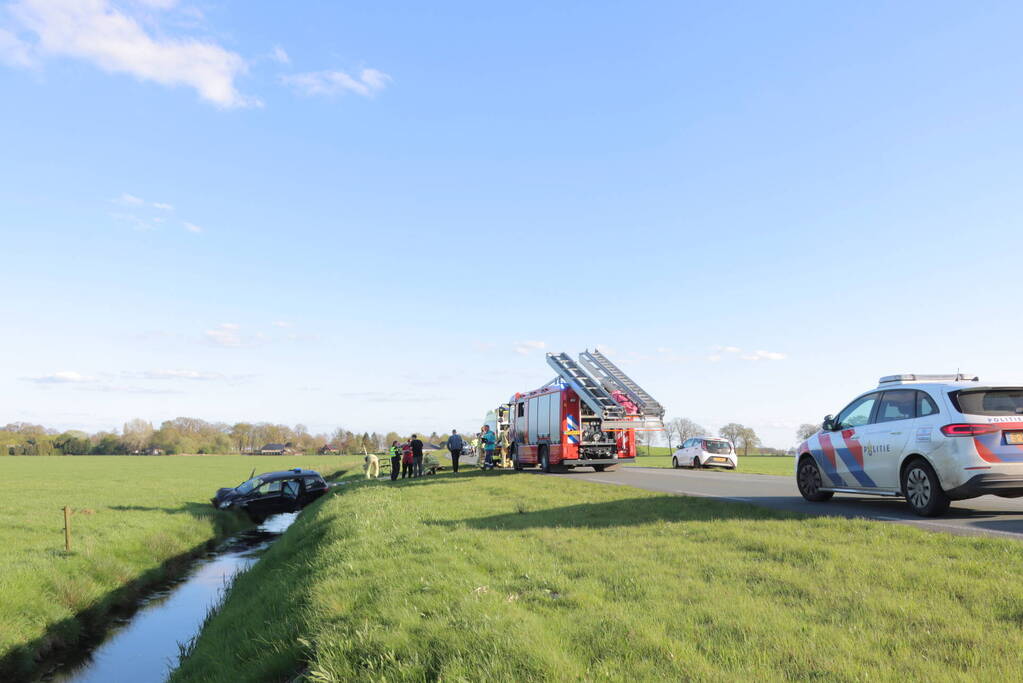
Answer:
top-left (797, 457), bottom-right (834, 502)
top-left (902, 460), bottom-right (951, 517)
top-left (692, 457), bottom-right (701, 469)
top-left (672, 456), bottom-right (679, 469)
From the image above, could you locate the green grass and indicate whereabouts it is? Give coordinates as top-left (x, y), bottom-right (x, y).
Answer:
top-left (628, 454), bottom-right (795, 476)
top-left (0, 455), bottom-right (353, 677)
top-left (174, 469), bottom-right (1023, 681)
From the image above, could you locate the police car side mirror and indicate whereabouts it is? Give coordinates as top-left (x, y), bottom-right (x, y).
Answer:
top-left (822, 415), bottom-right (836, 431)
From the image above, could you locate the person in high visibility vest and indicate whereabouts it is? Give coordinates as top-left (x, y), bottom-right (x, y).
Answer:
top-left (388, 441), bottom-right (401, 481)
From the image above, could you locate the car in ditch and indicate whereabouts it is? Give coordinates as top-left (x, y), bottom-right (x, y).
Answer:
top-left (211, 468), bottom-right (329, 522)
top-left (671, 437), bottom-right (737, 469)
top-left (797, 374), bottom-right (1023, 516)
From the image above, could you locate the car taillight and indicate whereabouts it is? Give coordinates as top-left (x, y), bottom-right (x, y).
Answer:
top-left (940, 423), bottom-right (999, 437)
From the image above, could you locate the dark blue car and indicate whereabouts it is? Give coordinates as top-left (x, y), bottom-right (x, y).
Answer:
top-left (211, 468), bottom-right (328, 522)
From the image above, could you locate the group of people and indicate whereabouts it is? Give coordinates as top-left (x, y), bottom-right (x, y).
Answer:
top-left (364, 426), bottom-right (500, 481)
top-left (446, 425), bottom-right (498, 472)
top-left (385, 434), bottom-right (427, 479)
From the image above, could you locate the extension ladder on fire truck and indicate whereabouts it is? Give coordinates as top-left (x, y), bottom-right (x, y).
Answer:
top-left (578, 349), bottom-right (665, 430)
top-left (545, 353), bottom-right (626, 420)
top-left (579, 349), bottom-right (665, 419)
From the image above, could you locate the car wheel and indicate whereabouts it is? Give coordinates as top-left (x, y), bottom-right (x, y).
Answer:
top-left (692, 457), bottom-right (701, 470)
top-left (797, 456), bottom-right (834, 502)
top-left (592, 464), bottom-right (606, 472)
top-left (539, 448), bottom-right (551, 474)
top-left (902, 459), bottom-right (951, 517)
top-left (511, 445), bottom-right (523, 471)
top-left (672, 456), bottom-right (679, 469)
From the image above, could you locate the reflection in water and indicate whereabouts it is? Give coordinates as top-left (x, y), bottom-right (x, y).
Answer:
top-left (43, 512), bottom-right (298, 683)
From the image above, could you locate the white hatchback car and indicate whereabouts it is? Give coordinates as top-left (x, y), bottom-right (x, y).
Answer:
top-left (797, 374), bottom-right (1023, 516)
top-left (672, 437), bottom-right (737, 469)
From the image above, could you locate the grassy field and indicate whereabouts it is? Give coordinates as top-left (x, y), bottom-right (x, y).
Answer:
top-left (629, 454), bottom-right (794, 476)
top-left (0, 455), bottom-right (354, 678)
top-left (174, 469), bottom-right (1023, 681)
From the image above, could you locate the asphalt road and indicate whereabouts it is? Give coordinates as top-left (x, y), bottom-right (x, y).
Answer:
top-left (552, 466), bottom-right (1023, 541)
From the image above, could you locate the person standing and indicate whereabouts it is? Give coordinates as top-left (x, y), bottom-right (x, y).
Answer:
top-left (389, 441), bottom-right (401, 481)
top-left (410, 434), bottom-right (424, 477)
top-left (446, 429), bottom-right (464, 473)
top-left (401, 441), bottom-right (414, 479)
top-left (481, 425), bottom-right (496, 470)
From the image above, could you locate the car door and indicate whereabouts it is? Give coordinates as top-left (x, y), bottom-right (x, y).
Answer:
top-left (861, 390), bottom-right (916, 490)
top-left (244, 479), bottom-right (286, 518)
top-left (681, 438), bottom-right (696, 465)
top-left (825, 392), bottom-right (881, 488)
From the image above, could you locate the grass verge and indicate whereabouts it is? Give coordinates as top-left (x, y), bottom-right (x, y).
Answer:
top-left (0, 455), bottom-right (352, 678)
top-left (173, 469), bottom-right (1023, 681)
top-left (628, 454), bottom-right (794, 475)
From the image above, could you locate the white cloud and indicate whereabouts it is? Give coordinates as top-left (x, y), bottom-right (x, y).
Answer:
top-left (270, 45), bottom-right (289, 64)
top-left (152, 201), bottom-right (173, 210)
top-left (7, 0), bottom-right (258, 108)
top-left (205, 323), bottom-right (242, 347)
top-left (282, 67), bottom-right (391, 98)
top-left (514, 340), bottom-right (546, 355)
top-left (110, 211), bottom-right (157, 231)
top-left (707, 354), bottom-right (722, 363)
top-left (183, 221), bottom-right (202, 233)
top-left (116, 192), bottom-right (145, 206)
top-left (23, 370), bottom-right (96, 384)
top-left (133, 0), bottom-right (179, 8)
top-left (139, 369), bottom-right (223, 380)
top-left (271, 321), bottom-right (291, 328)
top-left (0, 27), bottom-right (33, 67)
top-left (740, 350), bottom-right (788, 361)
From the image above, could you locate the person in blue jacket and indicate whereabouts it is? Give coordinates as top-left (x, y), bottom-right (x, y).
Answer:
top-left (481, 425), bottom-right (496, 470)
top-left (446, 429), bottom-right (464, 473)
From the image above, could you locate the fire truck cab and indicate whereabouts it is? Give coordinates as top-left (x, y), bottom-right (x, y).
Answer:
top-left (499, 350), bottom-right (664, 473)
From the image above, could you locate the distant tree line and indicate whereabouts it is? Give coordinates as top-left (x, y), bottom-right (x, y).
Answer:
top-left (0, 420), bottom-right (448, 456)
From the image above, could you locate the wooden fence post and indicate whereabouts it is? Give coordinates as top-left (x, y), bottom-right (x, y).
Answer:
top-left (63, 506), bottom-right (72, 552)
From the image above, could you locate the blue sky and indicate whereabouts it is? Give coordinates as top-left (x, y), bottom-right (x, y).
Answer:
top-left (3, 1), bottom-right (1023, 447)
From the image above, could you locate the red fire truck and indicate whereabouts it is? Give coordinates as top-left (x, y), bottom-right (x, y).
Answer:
top-left (492, 349), bottom-right (664, 473)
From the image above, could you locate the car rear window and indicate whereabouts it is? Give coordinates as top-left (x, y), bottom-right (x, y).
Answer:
top-left (951, 389), bottom-right (1023, 416)
top-left (702, 440), bottom-right (731, 454)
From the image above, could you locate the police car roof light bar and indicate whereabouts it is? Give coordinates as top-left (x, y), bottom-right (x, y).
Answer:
top-left (878, 373), bottom-right (979, 384)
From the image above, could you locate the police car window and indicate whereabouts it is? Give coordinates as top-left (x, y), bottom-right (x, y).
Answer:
top-left (836, 394), bottom-right (878, 429)
top-left (876, 390), bottom-right (916, 423)
top-left (257, 480), bottom-right (283, 495)
top-left (917, 392), bottom-right (939, 417)
top-left (952, 390), bottom-right (1023, 416)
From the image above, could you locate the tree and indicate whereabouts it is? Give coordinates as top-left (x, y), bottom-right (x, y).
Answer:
top-left (796, 423), bottom-right (820, 442)
top-left (737, 426), bottom-right (760, 456)
top-left (231, 423), bottom-right (255, 452)
top-left (719, 424), bottom-right (761, 456)
top-left (671, 417), bottom-right (707, 447)
top-left (662, 419), bottom-right (679, 452)
top-left (718, 423), bottom-right (746, 450)
top-left (122, 418), bottom-right (154, 453)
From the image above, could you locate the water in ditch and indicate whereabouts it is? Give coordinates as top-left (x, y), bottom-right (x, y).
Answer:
top-left (40, 512), bottom-right (298, 683)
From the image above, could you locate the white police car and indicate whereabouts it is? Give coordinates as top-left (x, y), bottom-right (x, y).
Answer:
top-left (796, 374), bottom-right (1023, 516)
